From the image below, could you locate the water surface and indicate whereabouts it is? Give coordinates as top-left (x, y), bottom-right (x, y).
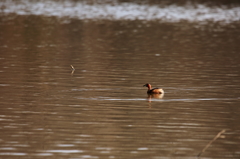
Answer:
top-left (0, 1), bottom-right (240, 159)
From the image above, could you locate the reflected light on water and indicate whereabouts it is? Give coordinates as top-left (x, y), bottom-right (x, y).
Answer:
top-left (0, 0), bottom-right (240, 23)
top-left (0, 153), bottom-right (27, 156)
top-left (45, 150), bottom-right (84, 153)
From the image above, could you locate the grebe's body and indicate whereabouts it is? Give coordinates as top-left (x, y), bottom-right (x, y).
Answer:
top-left (143, 83), bottom-right (164, 94)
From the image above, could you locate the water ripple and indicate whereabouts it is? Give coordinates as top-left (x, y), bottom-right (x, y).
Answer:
top-left (76, 97), bottom-right (238, 102)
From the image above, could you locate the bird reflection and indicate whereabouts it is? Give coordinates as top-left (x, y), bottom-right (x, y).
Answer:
top-left (147, 93), bottom-right (164, 103)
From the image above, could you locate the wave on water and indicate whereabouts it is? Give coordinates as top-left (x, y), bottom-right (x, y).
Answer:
top-left (1, 0), bottom-right (240, 23)
top-left (76, 97), bottom-right (238, 102)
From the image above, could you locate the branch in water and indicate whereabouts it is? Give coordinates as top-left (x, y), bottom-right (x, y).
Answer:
top-left (197, 129), bottom-right (226, 157)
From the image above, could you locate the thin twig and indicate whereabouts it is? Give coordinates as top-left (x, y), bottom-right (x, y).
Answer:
top-left (70, 65), bottom-right (75, 75)
top-left (197, 129), bottom-right (226, 157)
top-left (70, 65), bottom-right (75, 71)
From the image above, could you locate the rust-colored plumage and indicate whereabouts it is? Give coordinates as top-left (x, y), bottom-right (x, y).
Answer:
top-left (143, 83), bottom-right (164, 94)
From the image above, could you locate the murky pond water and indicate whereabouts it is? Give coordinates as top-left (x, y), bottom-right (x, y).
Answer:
top-left (0, 0), bottom-right (240, 159)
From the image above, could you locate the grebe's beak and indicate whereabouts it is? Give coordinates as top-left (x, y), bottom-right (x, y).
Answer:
top-left (143, 84), bottom-right (146, 87)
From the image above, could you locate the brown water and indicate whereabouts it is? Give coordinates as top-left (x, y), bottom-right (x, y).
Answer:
top-left (0, 1), bottom-right (240, 159)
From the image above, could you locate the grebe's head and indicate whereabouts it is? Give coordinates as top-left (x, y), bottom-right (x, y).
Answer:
top-left (143, 83), bottom-right (150, 87)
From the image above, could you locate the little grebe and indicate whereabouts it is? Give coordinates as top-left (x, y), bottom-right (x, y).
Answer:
top-left (143, 83), bottom-right (164, 94)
